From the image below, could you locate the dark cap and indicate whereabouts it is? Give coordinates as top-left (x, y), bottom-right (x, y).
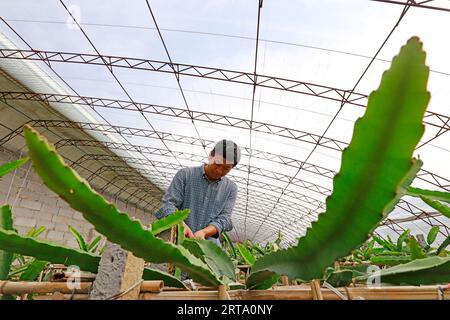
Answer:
top-left (211, 139), bottom-right (241, 167)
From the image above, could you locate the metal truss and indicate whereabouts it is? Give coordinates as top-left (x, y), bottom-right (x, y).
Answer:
top-left (55, 138), bottom-right (337, 180)
top-left (2, 120), bottom-right (448, 195)
top-left (0, 49), bottom-right (370, 106)
top-left (6, 120), bottom-right (448, 192)
top-left (0, 91), bottom-right (351, 152)
top-left (371, 0), bottom-right (450, 13)
top-left (0, 50), bottom-right (447, 144)
top-left (0, 90), bottom-right (448, 148)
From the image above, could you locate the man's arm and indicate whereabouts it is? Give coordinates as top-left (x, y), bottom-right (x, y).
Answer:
top-left (155, 169), bottom-right (185, 219)
top-left (196, 184), bottom-right (237, 239)
top-left (155, 170), bottom-right (195, 238)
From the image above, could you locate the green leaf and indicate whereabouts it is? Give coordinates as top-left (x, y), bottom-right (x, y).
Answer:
top-left (252, 243), bottom-right (266, 256)
top-left (397, 229), bottom-right (410, 251)
top-left (183, 238), bottom-right (236, 281)
top-left (222, 231), bottom-right (237, 259)
top-left (363, 239), bottom-right (375, 260)
top-left (437, 235), bottom-right (450, 256)
top-left (427, 226), bottom-right (439, 246)
top-left (0, 157), bottom-right (29, 178)
top-left (376, 251), bottom-right (406, 256)
top-left (177, 222), bottom-right (185, 245)
top-left (251, 37), bottom-right (430, 281)
top-left (0, 228), bottom-right (100, 273)
top-left (19, 259), bottom-right (48, 281)
top-left (408, 237), bottom-right (426, 260)
top-left (8, 263), bottom-right (31, 277)
top-left (229, 282), bottom-right (246, 290)
top-left (274, 230), bottom-right (283, 246)
top-left (246, 270), bottom-right (280, 290)
top-left (386, 235), bottom-right (395, 247)
top-left (337, 264), bottom-right (369, 278)
top-left (68, 225), bottom-right (88, 252)
top-left (23, 125), bottom-right (220, 286)
top-left (236, 243), bottom-right (256, 266)
top-left (370, 255), bottom-right (412, 266)
top-left (420, 196), bottom-right (450, 219)
top-left (0, 205), bottom-right (14, 280)
top-left (87, 236), bottom-right (102, 253)
top-left (15, 254), bottom-right (26, 266)
top-left (142, 267), bottom-right (187, 289)
top-left (407, 187), bottom-right (450, 204)
top-left (359, 256), bottom-right (450, 285)
top-left (26, 226), bottom-right (46, 238)
top-left (174, 267), bottom-right (181, 280)
top-left (373, 235), bottom-right (397, 251)
top-left (324, 269), bottom-right (353, 287)
top-left (151, 209), bottom-right (190, 236)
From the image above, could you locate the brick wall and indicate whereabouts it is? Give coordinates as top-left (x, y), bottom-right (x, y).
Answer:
top-left (0, 148), bottom-right (160, 249)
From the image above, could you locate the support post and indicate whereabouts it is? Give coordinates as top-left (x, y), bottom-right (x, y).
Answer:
top-left (281, 275), bottom-right (289, 286)
top-left (89, 242), bottom-right (145, 300)
top-left (310, 280), bottom-right (323, 300)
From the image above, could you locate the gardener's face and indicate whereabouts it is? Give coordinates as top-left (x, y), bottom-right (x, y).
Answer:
top-left (206, 155), bottom-right (234, 180)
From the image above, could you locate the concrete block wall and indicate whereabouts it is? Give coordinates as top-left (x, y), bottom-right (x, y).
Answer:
top-left (0, 148), bottom-right (160, 249)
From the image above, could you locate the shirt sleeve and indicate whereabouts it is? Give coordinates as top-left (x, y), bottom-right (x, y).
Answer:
top-left (155, 169), bottom-right (185, 219)
top-left (208, 183), bottom-right (237, 238)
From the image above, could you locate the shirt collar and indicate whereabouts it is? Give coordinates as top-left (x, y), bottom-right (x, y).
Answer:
top-left (201, 164), bottom-right (222, 183)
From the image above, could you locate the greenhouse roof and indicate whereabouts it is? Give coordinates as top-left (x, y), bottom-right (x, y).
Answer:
top-left (0, 0), bottom-right (449, 246)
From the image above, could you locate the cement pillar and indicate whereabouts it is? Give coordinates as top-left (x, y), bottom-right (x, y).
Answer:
top-left (89, 241), bottom-right (145, 300)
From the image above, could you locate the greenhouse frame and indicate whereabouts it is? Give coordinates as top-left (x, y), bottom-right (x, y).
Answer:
top-left (0, 0), bottom-right (449, 301)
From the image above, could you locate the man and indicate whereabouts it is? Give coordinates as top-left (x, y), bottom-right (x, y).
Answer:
top-left (155, 139), bottom-right (241, 243)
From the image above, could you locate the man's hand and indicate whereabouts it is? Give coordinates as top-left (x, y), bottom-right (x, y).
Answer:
top-left (183, 222), bottom-right (195, 238)
top-left (193, 225), bottom-right (219, 240)
top-left (193, 230), bottom-right (206, 240)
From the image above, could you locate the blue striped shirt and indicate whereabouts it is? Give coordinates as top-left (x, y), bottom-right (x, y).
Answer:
top-left (155, 164), bottom-right (237, 240)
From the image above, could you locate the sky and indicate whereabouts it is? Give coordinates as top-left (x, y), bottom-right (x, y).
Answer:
top-left (0, 0), bottom-right (449, 244)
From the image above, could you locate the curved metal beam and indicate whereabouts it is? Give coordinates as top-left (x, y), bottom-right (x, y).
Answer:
top-left (2, 91), bottom-right (447, 143)
top-left (0, 49), bottom-right (369, 106)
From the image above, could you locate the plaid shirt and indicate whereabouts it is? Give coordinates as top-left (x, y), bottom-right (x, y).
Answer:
top-left (155, 164), bottom-right (237, 239)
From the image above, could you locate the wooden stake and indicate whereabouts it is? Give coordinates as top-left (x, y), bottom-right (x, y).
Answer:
top-left (310, 280), bottom-right (323, 300)
top-left (281, 275), bottom-right (289, 286)
top-left (116, 253), bottom-right (145, 300)
top-left (218, 285), bottom-right (231, 300)
top-left (166, 225), bottom-right (177, 275)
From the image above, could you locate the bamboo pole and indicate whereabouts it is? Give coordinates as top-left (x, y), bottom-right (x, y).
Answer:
top-left (9, 283), bottom-right (450, 300)
top-left (281, 275), bottom-right (289, 286)
top-left (140, 280), bottom-right (164, 292)
top-left (141, 285), bottom-right (449, 300)
top-left (310, 280), bottom-right (323, 300)
top-left (0, 280), bottom-right (163, 295)
top-left (116, 252), bottom-right (146, 300)
top-left (166, 225), bottom-right (177, 275)
top-left (218, 285), bottom-right (231, 300)
top-left (33, 293), bottom-right (89, 300)
top-left (0, 281), bottom-right (92, 295)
